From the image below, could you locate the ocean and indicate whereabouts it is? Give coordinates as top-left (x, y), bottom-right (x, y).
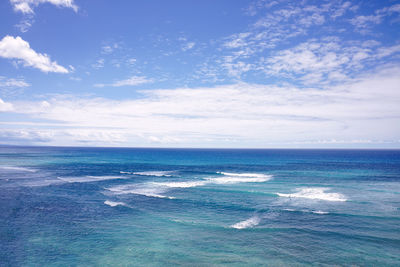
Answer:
top-left (0, 146), bottom-right (399, 266)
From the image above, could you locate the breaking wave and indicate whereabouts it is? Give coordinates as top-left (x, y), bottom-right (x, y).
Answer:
top-left (277, 187), bottom-right (347, 202)
top-left (107, 171), bottom-right (272, 199)
top-left (312, 210), bottom-right (329, 214)
top-left (104, 200), bottom-right (127, 207)
top-left (209, 173), bottom-right (272, 184)
top-left (283, 208), bottom-right (329, 215)
top-left (231, 216), bottom-right (261, 229)
top-left (58, 175), bottom-right (126, 183)
top-left (0, 166), bottom-right (37, 172)
top-left (132, 171), bottom-right (173, 177)
top-left (152, 172), bottom-right (272, 188)
top-left (151, 181), bottom-right (207, 188)
top-left (106, 184), bottom-right (175, 199)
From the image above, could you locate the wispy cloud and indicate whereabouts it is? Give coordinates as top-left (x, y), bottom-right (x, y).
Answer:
top-left (182, 42), bottom-right (195, 51)
top-left (194, 1), bottom-right (400, 86)
top-left (0, 76), bottom-right (30, 87)
top-left (94, 75), bottom-right (153, 87)
top-left (350, 3), bottom-right (400, 33)
top-left (10, 0), bottom-right (78, 32)
top-left (91, 58), bottom-right (105, 69)
top-left (10, 0), bottom-right (78, 14)
top-left (14, 18), bottom-right (33, 32)
top-left (0, 35), bottom-right (69, 73)
top-left (101, 43), bottom-right (120, 54)
top-left (262, 38), bottom-right (400, 85)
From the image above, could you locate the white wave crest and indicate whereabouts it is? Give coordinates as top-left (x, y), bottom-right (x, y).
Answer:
top-left (132, 171), bottom-right (173, 177)
top-left (106, 171), bottom-right (272, 199)
top-left (231, 216), bottom-right (261, 229)
top-left (283, 208), bottom-right (329, 215)
top-left (277, 187), bottom-right (347, 202)
top-left (151, 181), bottom-right (207, 188)
top-left (218, 172), bottom-right (267, 178)
top-left (213, 172), bottom-right (272, 183)
top-left (0, 166), bottom-right (37, 172)
top-left (208, 176), bottom-right (271, 184)
top-left (151, 174), bottom-right (270, 189)
top-left (58, 175), bottom-right (125, 183)
top-left (312, 210), bottom-right (329, 214)
top-left (106, 184), bottom-right (175, 199)
top-left (104, 200), bottom-right (127, 207)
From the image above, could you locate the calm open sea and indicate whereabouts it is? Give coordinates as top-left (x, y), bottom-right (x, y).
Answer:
top-left (1, 146), bottom-right (399, 266)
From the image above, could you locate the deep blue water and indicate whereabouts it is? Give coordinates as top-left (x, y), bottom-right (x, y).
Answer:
top-left (1, 146), bottom-right (399, 266)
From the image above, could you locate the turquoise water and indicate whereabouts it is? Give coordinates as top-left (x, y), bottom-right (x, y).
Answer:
top-left (1, 147), bottom-right (399, 266)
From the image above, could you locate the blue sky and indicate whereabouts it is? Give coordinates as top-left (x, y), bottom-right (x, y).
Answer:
top-left (0, 0), bottom-right (400, 148)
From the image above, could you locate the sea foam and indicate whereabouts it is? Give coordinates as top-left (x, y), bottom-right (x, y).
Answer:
top-left (106, 184), bottom-right (175, 199)
top-left (153, 172), bottom-right (271, 188)
top-left (151, 181), bottom-right (207, 188)
top-left (212, 172), bottom-right (272, 183)
top-left (0, 166), bottom-right (37, 172)
top-left (107, 171), bottom-right (272, 198)
top-left (58, 175), bottom-right (126, 183)
top-left (104, 200), bottom-right (127, 207)
top-left (231, 216), bottom-right (261, 229)
top-left (312, 210), bottom-right (329, 214)
top-left (218, 172), bottom-right (268, 178)
top-left (277, 187), bottom-right (347, 202)
top-left (132, 171), bottom-right (173, 177)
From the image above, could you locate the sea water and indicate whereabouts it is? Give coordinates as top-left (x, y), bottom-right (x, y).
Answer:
top-left (0, 147), bottom-right (399, 266)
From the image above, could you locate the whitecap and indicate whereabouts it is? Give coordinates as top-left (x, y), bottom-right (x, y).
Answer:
top-left (104, 200), bottom-right (127, 207)
top-left (218, 172), bottom-right (268, 178)
top-left (151, 174), bottom-right (270, 188)
top-left (312, 210), bottom-right (329, 214)
top-left (208, 175), bottom-right (272, 184)
top-left (106, 184), bottom-right (175, 199)
top-left (151, 181), bottom-right (207, 188)
top-left (106, 171), bottom-right (272, 199)
top-left (58, 175), bottom-right (126, 183)
top-left (283, 208), bottom-right (296, 212)
top-left (213, 172), bottom-right (272, 183)
top-left (132, 171), bottom-right (173, 177)
top-left (231, 216), bottom-right (261, 229)
top-left (277, 187), bottom-right (347, 202)
top-left (283, 208), bottom-right (329, 214)
top-left (0, 166), bottom-right (37, 172)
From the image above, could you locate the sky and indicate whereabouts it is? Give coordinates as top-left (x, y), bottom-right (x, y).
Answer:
top-left (0, 0), bottom-right (399, 148)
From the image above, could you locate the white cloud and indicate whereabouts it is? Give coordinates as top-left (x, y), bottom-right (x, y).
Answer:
top-left (221, 57), bottom-right (253, 78)
top-left (331, 1), bottom-right (352, 19)
top-left (2, 66), bottom-right (399, 147)
top-left (350, 14), bottom-right (383, 30)
top-left (94, 75), bottom-right (153, 87)
top-left (15, 18), bottom-right (33, 32)
top-left (10, 0), bottom-right (78, 14)
top-left (0, 98), bottom-right (14, 112)
top-left (0, 36), bottom-right (69, 73)
top-left (101, 43), bottom-right (120, 54)
top-left (127, 58), bottom-right (137, 65)
top-left (0, 76), bottom-right (30, 87)
top-left (217, 2), bottom-right (356, 79)
top-left (182, 42), bottom-right (195, 51)
top-left (265, 40), bottom-right (348, 75)
top-left (350, 3), bottom-right (400, 33)
top-left (262, 39), bottom-right (400, 85)
top-left (91, 58), bottom-right (104, 69)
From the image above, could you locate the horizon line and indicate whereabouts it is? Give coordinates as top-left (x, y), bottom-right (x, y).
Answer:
top-left (1, 144), bottom-right (399, 150)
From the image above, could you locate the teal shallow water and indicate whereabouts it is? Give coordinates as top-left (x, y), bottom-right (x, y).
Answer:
top-left (1, 147), bottom-right (399, 266)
